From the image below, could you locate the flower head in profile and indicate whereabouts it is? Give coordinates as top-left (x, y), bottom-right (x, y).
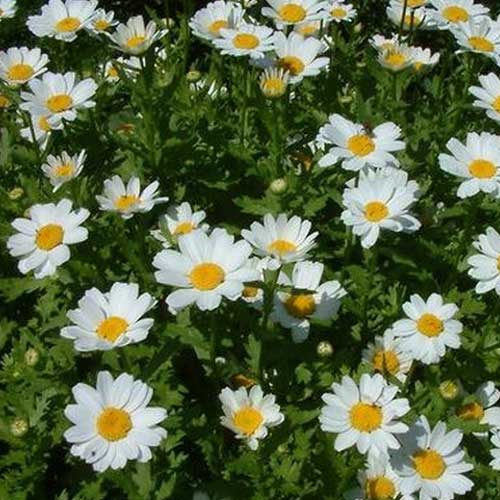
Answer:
top-left (261, 0), bottom-right (327, 27)
top-left (61, 283), bottom-right (156, 351)
top-left (41, 149), bottom-right (86, 191)
top-left (0, 0), bottom-right (17, 20)
top-left (96, 175), bottom-right (168, 219)
top-left (319, 373), bottom-right (410, 455)
top-left (213, 23), bottom-right (275, 59)
top-left (387, 1), bottom-right (435, 30)
top-left (410, 46), bottom-right (440, 71)
top-left (64, 371), bottom-right (167, 472)
top-left (392, 293), bottom-right (463, 364)
top-left (469, 72), bottom-right (500, 124)
top-left (467, 227), bottom-right (500, 296)
top-left (153, 228), bottom-right (259, 313)
top-left (189, 0), bottom-right (244, 41)
top-left (0, 47), bottom-right (49, 86)
top-left (378, 43), bottom-right (414, 72)
top-left (20, 113), bottom-right (63, 149)
top-left (219, 385), bottom-right (284, 450)
top-left (86, 8), bottom-right (117, 34)
top-left (27, 0), bottom-right (98, 42)
top-left (259, 67), bottom-right (290, 98)
top-left (7, 199), bottom-right (89, 279)
top-left (271, 261), bottom-right (346, 343)
top-left (390, 415), bottom-right (474, 500)
top-left (162, 201), bottom-right (208, 239)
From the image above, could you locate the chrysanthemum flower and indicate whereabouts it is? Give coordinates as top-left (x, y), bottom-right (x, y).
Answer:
top-left (322, 0), bottom-right (357, 23)
top-left (213, 23), bottom-right (275, 59)
top-left (20, 113), bottom-right (63, 148)
top-left (102, 57), bottom-right (142, 82)
top-left (341, 168), bottom-right (421, 249)
top-left (20, 71), bottom-right (97, 122)
top-left (64, 371), bottom-right (167, 472)
top-left (0, 0), bottom-right (17, 19)
top-left (293, 19), bottom-right (325, 37)
top-left (108, 15), bottom-right (167, 55)
top-left (451, 18), bottom-right (500, 60)
top-left (96, 176), bottom-right (168, 219)
top-left (61, 283), bottom-right (156, 351)
top-left (387, 1), bottom-right (435, 30)
top-left (262, 0), bottom-right (327, 26)
top-left (439, 132), bottom-right (500, 199)
top-left (27, 0), bottom-right (98, 42)
top-left (362, 329), bottom-right (413, 383)
top-left (241, 213), bottom-right (318, 267)
top-left (467, 227), bottom-right (500, 295)
top-left (429, 0), bottom-right (489, 29)
top-left (153, 228), bottom-right (259, 313)
top-left (370, 33), bottom-right (399, 51)
top-left (259, 67), bottom-right (290, 98)
top-left (86, 8), bottom-right (117, 34)
top-left (219, 385), bottom-right (284, 450)
top-left (162, 202), bottom-right (208, 238)
top-left (319, 373), bottom-right (410, 455)
top-left (240, 256), bottom-right (267, 307)
top-left (490, 431), bottom-right (500, 470)
top-left (392, 293), bottom-right (463, 364)
top-left (41, 149), bottom-right (85, 192)
top-left (7, 199), bottom-right (89, 279)
top-left (469, 72), bottom-right (500, 123)
top-left (411, 46), bottom-right (440, 70)
top-left (378, 43), bottom-right (415, 72)
top-left (0, 47), bottom-right (49, 86)
top-left (189, 0), bottom-right (243, 41)
top-left (316, 114), bottom-right (405, 170)
top-left (271, 261), bottom-right (346, 343)
top-left (390, 416), bottom-right (474, 499)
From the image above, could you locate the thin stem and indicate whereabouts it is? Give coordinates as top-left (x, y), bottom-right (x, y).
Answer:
top-left (398, 0), bottom-right (409, 41)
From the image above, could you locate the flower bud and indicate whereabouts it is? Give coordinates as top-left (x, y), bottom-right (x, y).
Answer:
top-left (317, 340), bottom-right (334, 358)
top-left (10, 417), bottom-right (28, 437)
top-left (186, 70), bottom-right (202, 83)
top-left (24, 348), bottom-right (39, 367)
top-left (8, 187), bottom-right (24, 200)
top-left (439, 380), bottom-right (461, 401)
top-left (270, 178), bottom-right (288, 194)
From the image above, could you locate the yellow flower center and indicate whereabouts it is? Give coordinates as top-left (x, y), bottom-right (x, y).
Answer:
top-left (7, 63), bottom-right (34, 82)
top-left (493, 96), bottom-right (500, 113)
top-left (38, 116), bottom-right (51, 132)
top-left (46, 94), bottom-right (73, 113)
top-left (413, 449), bottom-right (446, 479)
top-left (96, 407), bottom-right (132, 441)
top-left (189, 262), bottom-right (225, 290)
top-left (347, 134), bottom-right (375, 156)
top-left (54, 163), bottom-right (75, 178)
top-left (297, 23), bottom-right (317, 36)
top-left (36, 224), bottom-right (64, 250)
top-left (497, 255), bottom-right (500, 271)
top-left (0, 95), bottom-right (11, 108)
top-left (278, 56), bottom-right (305, 76)
top-left (408, 0), bottom-right (425, 7)
top-left (404, 14), bottom-right (420, 27)
top-left (349, 403), bottom-right (383, 432)
top-left (267, 239), bottom-right (297, 256)
top-left (385, 52), bottom-right (407, 68)
top-left (96, 316), bottom-right (129, 342)
top-left (416, 313), bottom-right (443, 337)
top-left (94, 19), bottom-right (111, 31)
top-left (330, 7), bottom-right (347, 18)
top-left (372, 350), bottom-right (400, 376)
top-left (456, 401), bottom-right (484, 421)
top-left (468, 159), bottom-right (496, 178)
top-left (233, 33), bottom-right (260, 50)
top-left (209, 19), bottom-right (228, 36)
top-left (232, 406), bottom-right (264, 435)
top-left (56, 17), bottom-right (81, 33)
top-left (279, 3), bottom-right (306, 23)
top-left (469, 36), bottom-right (494, 52)
top-left (364, 201), bottom-right (389, 222)
top-left (285, 294), bottom-right (316, 318)
top-left (365, 476), bottom-right (396, 499)
top-left (126, 35), bottom-right (146, 49)
top-left (107, 66), bottom-right (119, 79)
top-left (414, 62), bottom-right (424, 71)
top-left (262, 77), bottom-right (287, 97)
top-left (114, 194), bottom-right (139, 211)
top-left (442, 5), bottom-right (469, 23)
top-left (243, 286), bottom-right (259, 298)
top-left (173, 221), bottom-right (195, 235)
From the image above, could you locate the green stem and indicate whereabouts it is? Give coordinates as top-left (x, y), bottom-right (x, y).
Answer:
top-left (398, 0), bottom-right (409, 41)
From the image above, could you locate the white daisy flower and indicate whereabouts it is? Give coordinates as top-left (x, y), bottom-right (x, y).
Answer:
top-left (319, 373), bottom-right (410, 455)
top-left (468, 227), bottom-right (500, 295)
top-left (378, 43), bottom-right (415, 72)
top-left (259, 67), bottom-right (290, 98)
top-left (87, 8), bottom-right (117, 34)
top-left (345, 452), bottom-right (404, 500)
top-left (387, 2), bottom-right (435, 31)
top-left (451, 18), bottom-right (500, 60)
top-left (64, 371), bottom-right (167, 472)
top-left (439, 131), bottom-right (500, 199)
top-left (490, 431), bottom-right (500, 470)
top-left (96, 175), bottom-right (168, 220)
top-left (7, 199), bottom-right (89, 279)
top-left (341, 168), bottom-right (421, 249)
top-left (153, 228), bottom-right (260, 313)
top-left (370, 33), bottom-right (399, 51)
top-left (269, 31), bottom-right (329, 84)
top-left (271, 260), bottom-right (346, 343)
top-left (41, 149), bottom-right (86, 192)
top-left (293, 19), bottom-right (326, 37)
top-left (213, 23), bottom-right (275, 59)
top-left (102, 57), bottom-right (142, 82)
top-left (390, 415), bottom-right (474, 500)
top-left (162, 202), bottom-right (208, 238)
top-left (362, 329), bottom-right (413, 383)
top-left (241, 256), bottom-right (267, 307)
top-left (411, 46), bottom-right (440, 70)
top-left (392, 293), bottom-right (463, 365)
top-left (27, 0), bottom-right (98, 42)
top-left (241, 213), bottom-right (318, 267)
top-left (429, 0), bottom-right (489, 29)
top-left (316, 114), bottom-right (405, 170)
top-left (469, 72), bottom-right (500, 123)
top-left (219, 385), bottom-right (284, 450)
top-left (262, 0), bottom-right (327, 27)
top-left (20, 113), bottom-right (63, 149)
top-left (189, 0), bottom-right (244, 41)
top-left (0, 47), bottom-right (49, 86)
top-left (322, 0), bottom-right (357, 23)
top-left (108, 15), bottom-right (167, 55)
top-left (20, 71), bottom-right (97, 122)
top-left (0, 0), bottom-right (16, 19)
top-left (61, 283), bottom-right (156, 351)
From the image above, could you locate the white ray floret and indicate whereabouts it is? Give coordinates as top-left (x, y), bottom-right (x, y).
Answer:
top-left (467, 227), bottom-right (500, 296)
top-left (469, 72), bottom-right (500, 123)
top-left (41, 149), bottom-right (86, 191)
top-left (189, 0), bottom-right (244, 41)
